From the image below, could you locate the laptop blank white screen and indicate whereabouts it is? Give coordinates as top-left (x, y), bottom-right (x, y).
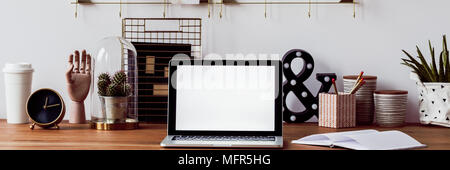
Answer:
top-left (175, 65), bottom-right (276, 131)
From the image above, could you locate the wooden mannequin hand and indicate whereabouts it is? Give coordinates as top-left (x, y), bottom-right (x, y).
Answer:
top-left (66, 50), bottom-right (91, 102)
top-left (65, 50), bottom-right (91, 123)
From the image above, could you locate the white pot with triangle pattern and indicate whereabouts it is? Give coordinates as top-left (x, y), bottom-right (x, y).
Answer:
top-left (411, 73), bottom-right (450, 127)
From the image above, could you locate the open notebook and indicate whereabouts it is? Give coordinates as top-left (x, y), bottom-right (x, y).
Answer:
top-left (292, 130), bottom-right (426, 150)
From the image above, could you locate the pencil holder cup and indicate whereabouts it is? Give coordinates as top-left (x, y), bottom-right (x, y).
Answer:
top-left (343, 75), bottom-right (377, 125)
top-left (318, 92), bottom-right (356, 128)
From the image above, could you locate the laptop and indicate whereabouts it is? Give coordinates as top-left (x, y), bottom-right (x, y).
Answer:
top-left (160, 58), bottom-right (283, 148)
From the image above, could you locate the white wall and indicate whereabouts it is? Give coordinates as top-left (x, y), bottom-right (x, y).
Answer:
top-left (1, 0), bottom-right (449, 122)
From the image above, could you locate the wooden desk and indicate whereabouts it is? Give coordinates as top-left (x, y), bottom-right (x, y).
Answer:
top-left (0, 120), bottom-right (449, 150)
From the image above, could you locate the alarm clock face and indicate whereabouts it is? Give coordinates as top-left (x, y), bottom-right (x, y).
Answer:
top-left (27, 89), bottom-right (64, 124)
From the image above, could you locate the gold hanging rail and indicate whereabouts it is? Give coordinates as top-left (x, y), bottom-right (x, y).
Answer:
top-left (71, 1), bottom-right (168, 4)
top-left (71, 0), bottom-right (358, 18)
top-left (70, 0), bottom-right (357, 5)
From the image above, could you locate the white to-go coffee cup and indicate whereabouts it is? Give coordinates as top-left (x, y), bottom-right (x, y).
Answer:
top-left (3, 63), bottom-right (34, 124)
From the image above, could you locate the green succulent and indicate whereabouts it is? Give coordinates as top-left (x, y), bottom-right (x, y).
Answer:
top-left (97, 73), bottom-right (111, 96)
top-left (105, 83), bottom-right (131, 97)
top-left (97, 71), bottom-right (132, 97)
top-left (98, 73), bottom-right (111, 82)
top-left (106, 83), bottom-right (120, 96)
top-left (112, 71), bottom-right (127, 85)
top-left (401, 35), bottom-right (450, 82)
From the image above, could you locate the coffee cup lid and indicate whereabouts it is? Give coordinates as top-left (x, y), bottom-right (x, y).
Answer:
top-left (3, 63), bottom-right (34, 73)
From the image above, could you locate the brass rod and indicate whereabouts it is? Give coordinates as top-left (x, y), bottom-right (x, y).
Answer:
top-left (213, 1), bottom-right (355, 4)
top-left (75, 0), bottom-right (78, 18)
top-left (164, 0), bottom-right (167, 17)
top-left (71, 1), bottom-right (357, 5)
top-left (208, 0), bottom-right (211, 18)
top-left (121, 18), bottom-right (125, 38)
top-left (308, 0), bottom-right (311, 18)
top-left (264, 0), bottom-right (267, 18)
top-left (119, 0), bottom-right (122, 17)
top-left (219, 0), bottom-right (223, 18)
top-left (72, 2), bottom-right (170, 4)
top-left (124, 17), bottom-right (201, 20)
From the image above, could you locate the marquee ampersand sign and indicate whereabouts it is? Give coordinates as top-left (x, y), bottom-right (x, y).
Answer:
top-left (282, 49), bottom-right (336, 123)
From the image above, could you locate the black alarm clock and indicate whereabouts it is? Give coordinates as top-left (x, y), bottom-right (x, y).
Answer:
top-left (26, 88), bottom-right (65, 130)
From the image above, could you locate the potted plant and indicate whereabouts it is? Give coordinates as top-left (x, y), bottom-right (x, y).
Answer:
top-left (97, 71), bottom-right (132, 123)
top-left (401, 35), bottom-right (450, 127)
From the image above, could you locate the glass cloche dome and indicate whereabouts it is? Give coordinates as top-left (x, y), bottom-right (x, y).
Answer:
top-left (90, 36), bottom-right (138, 130)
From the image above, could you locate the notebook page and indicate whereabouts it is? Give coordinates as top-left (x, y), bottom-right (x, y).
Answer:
top-left (292, 129), bottom-right (378, 147)
top-left (343, 130), bottom-right (426, 150)
top-left (291, 134), bottom-right (333, 146)
top-left (324, 129), bottom-right (378, 142)
top-left (333, 140), bottom-right (368, 150)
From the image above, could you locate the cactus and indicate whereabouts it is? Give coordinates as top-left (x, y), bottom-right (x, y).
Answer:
top-left (112, 71), bottom-right (127, 85)
top-left (123, 83), bottom-right (131, 96)
top-left (98, 72), bottom-right (111, 82)
top-left (106, 83), bottom-right (119, 96)
top-left (97, 71), bottom-right (132, 97)
top-left (97, 73), bottom-right (111, 96)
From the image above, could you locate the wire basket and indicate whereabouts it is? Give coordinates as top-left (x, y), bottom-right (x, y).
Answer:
top-left (122, 18), bottom-right (202, 122)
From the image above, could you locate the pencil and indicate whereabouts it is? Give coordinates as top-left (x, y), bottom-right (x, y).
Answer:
top-left (352, 71), bottom-right (364, 87)
top-left (350, 78), bottom-right (365, 94)
top-left (352, 71), bottom-right (363, 86)
top-left (350, 78), bottom-right (364, 94)
top-left (332, 78), bottom-right (338, 95)
top-left (351, 80), bottom-right (366, 94)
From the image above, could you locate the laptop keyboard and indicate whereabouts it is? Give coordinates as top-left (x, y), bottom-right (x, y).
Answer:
top-left (172, 135), bottom-right (276, 141)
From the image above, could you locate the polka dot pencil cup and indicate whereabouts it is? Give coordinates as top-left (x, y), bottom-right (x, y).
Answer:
top-left (319, 92), bottom-right (356, 128)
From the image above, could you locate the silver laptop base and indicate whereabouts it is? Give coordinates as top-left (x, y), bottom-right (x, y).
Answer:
top-left (161, 135), bottom-right (283, 148)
